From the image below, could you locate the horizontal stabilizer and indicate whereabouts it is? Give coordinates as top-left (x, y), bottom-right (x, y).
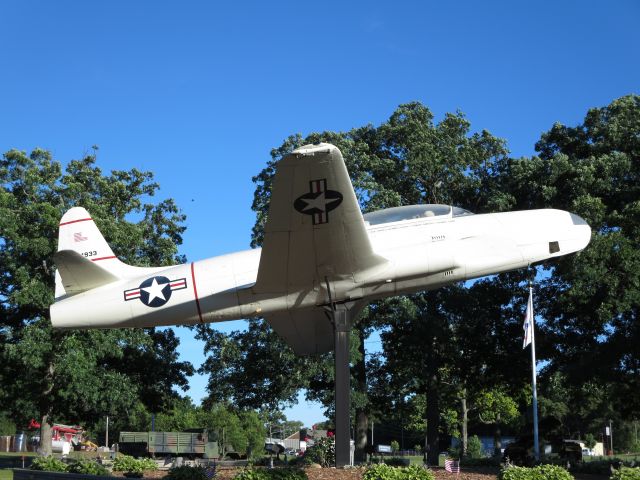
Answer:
top-left (53, 250), bottom-right (120, 295)
top-left (265, 308), bottom-right (334, 356)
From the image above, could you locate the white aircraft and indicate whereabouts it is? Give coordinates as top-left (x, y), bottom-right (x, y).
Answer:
top-left (50, 143), bottom-right (591, 355)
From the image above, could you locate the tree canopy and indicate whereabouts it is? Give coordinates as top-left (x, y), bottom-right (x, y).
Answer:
top-left (2, 94), bottom-right (638, 460)
top-left (0, 148), bottom-right (193, 453)
top-left (199, 95), bottom-right (640, 461)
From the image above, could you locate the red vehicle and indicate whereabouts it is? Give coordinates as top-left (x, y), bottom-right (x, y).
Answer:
top-left (28, 419), bottom-right (85, 444)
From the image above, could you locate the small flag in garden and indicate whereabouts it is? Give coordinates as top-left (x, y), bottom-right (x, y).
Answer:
top-left (444, 458), bottom-right (460, 473)
top-left (522, 290), bottom-right (534, 348)
top-left (205, 465), bottom-right (216, 479)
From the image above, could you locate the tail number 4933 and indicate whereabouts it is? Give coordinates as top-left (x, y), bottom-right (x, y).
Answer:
top-left (82, 251), bottom-right (98, 258)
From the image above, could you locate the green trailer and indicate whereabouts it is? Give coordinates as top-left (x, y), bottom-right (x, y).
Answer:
top-left (118, 429), bottom-right (219, 459)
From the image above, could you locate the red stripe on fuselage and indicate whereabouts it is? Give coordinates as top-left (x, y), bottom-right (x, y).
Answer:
top-left (190, 262), bottom-right (204, 323)
top-left (91, 256), bottom-right (117, 261)
top-left (59, 218), bottom-right (92, 226)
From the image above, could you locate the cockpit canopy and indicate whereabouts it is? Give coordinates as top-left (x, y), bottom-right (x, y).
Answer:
top-left (363, 204), bottom-right (473, 226)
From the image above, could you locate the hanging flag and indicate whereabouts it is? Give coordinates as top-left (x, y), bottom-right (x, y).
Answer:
top-left (522, 290), bottom-right (533, 348)
top-left (444, 458), bottom-right (460, 473)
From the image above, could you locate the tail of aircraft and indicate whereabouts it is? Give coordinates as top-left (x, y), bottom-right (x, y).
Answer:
top-left (54, 207), bottom-right (125, 299)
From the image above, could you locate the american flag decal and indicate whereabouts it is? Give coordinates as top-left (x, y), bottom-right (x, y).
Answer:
top-left (293, 178), bottom-right (343, 225)
top-left (73, 232), bottom-right (88, 242)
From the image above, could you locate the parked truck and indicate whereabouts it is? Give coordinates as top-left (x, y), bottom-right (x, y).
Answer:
top-left (118, 429), bottom-right (219, 459)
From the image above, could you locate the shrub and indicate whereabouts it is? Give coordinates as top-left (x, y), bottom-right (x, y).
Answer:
top-left (138, 457), bottom-right (158, 471)
top-left (67, 459), bottom-right (110, 476)
top-left (611, 467), bottom-right (640, 480)
top-left (113, 455), bottom-right (140, 472)
top-left (500, 464), bottom-right (574, 480)
top-left (234, 468), bottom-right (307, 480)
top-left (533, 465), bottom-right (574, 480)
top-left (447, 446), bottom-right (461, 460)
top-left (584, 433), bottom-right (597, 450)
top-left (403, 465), bottom-right (434, 480)
top-left (364, 463), bottom-right (434, 480)
top-left (112, 454), bottom-right (158, 475)
top-left (165, 465), bottom-right (213, 480)
top-left (572, 458), bottom-right (633, 475)
top-left (466, 435), bottom-right (484, 459)
top-left (364, 464), bottom-right (400, 480)
top-left (30, 456), bottom-right (68, 472)
top-left (303, 437), bottom-right (334, 467)
top-left (460, 457), bottom-right (501, 467)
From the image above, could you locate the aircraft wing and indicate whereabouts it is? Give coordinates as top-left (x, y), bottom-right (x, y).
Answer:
top-left (265, 307), bottom-right (334, 355)
top-left (253, 143), bottom-right (386, 299)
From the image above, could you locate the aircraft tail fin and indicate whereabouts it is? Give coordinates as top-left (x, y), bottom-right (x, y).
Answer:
top-left (54, 207), bottom-right (123, 299)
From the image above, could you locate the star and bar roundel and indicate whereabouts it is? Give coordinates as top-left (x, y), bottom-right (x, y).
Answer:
top-left (293, 179), bottom-right (343, 225)
top-left (124, 276), bottom-right (187, 308)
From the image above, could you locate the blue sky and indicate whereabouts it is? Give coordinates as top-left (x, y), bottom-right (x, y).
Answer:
top-left (1, 1), bottom-right (638, 427)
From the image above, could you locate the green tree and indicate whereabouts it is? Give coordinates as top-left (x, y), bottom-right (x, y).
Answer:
top-left (239, 410), bottom-right (266, 459)
top-left (493, 95), bottom-right (640, 424)
top-left (202, 404), bottom-right (247, 456)
top-left (0, 413), bottom-right (16, 436)
top-left (196, 319), bottom-right (320, 411)
top-left (0, 148), bottom-right (192, 454)
top-left (154, 397), bottom-right (202, 432)
top-left (154, 400), bottom-right (264, 457)
top-left (198, 96), bottom-right (640, 466)
top-left (466, 435), bottom-right (483, 459)
top-left (475, 389), bottom-right (519, 456)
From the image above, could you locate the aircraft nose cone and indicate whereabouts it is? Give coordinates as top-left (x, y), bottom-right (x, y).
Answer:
top-left (567, 212), bottom-right (591, 252)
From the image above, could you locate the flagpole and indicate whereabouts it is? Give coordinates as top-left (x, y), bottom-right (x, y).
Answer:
top-left (529, 281), bottom-right (540, 462)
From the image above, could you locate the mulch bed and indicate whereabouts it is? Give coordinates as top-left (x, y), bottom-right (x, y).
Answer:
top-left (124, 465), bottom-right (611, 480)
top-left (213, 466), bottom-right (502, 480)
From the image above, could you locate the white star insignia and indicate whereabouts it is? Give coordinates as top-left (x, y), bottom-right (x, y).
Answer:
top-left (302, 192), bottom-right (340, 213)
top-left (143, 278), bottom-right (167, 302)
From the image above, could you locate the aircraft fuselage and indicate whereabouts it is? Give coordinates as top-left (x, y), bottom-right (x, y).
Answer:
top-left (51, 206), bottom-right (590, 330)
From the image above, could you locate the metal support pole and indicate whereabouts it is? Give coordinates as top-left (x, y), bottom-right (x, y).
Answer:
top-left (610, 419), bottom-right (613, 456)
top-left (334, 306), bottom-right (351, 468)
top-left (529, 283), bottom-right (540, 462)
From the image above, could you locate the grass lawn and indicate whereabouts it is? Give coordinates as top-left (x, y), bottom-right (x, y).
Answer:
top-left (408, 455), bottom-right (428, 466)
top-left (0, 470), bottom-right (13, 480)
top-left (583, 454), bottom-right (640, 462)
